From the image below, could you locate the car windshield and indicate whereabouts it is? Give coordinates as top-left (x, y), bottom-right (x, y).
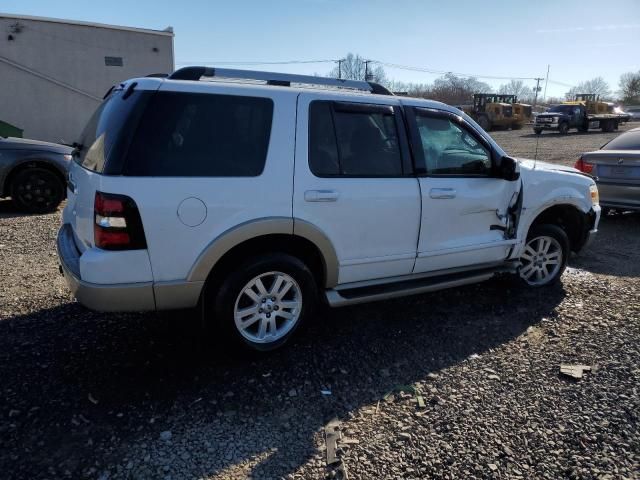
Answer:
top-left (601, 131), bottom-right (640, 150)
top-left (547, 105), bottom-right (573, 113)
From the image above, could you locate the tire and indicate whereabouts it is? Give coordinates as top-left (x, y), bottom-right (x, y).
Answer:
top-left (10, 167), bottom-right (65, 213)
top-left (477, 115), bottom-right (491, 131)
top-left (558, 122), bottom-right (569, 135)
top-left (602, 120), bottom-right (615, 133)
top-left (601, 207), bottom-right (611, 217)
top-left (534, 128), bottom-right (542, 135)
top-left (518, 224), bottom-right (570, 288)
top-left (206, 253), bottom-right (318, 352)
top-left (512, 123), bottom-right (523, 130)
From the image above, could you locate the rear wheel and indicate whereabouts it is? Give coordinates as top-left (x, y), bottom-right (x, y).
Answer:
top-left (534, 128), bottom-right (542, 135)
top-left (206, 253), bottom-right (317, 352)
top-left (602, 120), bottom-right (615, 132)
top-left (512, 123), bottom-right (523, 130)
top-left (10, 167), bottom-right (65, 213)
top-left (518, 224), bottom-right (569, 287)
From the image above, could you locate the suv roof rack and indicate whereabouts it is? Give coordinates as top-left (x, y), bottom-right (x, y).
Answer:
top-left (167, 66), bottom-right (393, 95)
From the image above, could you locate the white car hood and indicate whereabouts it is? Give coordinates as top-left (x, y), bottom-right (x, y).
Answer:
top-left (518, 158), bottom-right (581, 174)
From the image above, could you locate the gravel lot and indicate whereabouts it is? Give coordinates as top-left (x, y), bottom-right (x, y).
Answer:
top-left (1, 124), bottom-right (639, 480)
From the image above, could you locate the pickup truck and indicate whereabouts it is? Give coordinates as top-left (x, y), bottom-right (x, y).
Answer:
top-left (534, 104), bottom-right (626, 134)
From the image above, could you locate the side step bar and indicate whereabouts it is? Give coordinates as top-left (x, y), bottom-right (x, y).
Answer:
top-left (325, 265), bottom-right (516, 307)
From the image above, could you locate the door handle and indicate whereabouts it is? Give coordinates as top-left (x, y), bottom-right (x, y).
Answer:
top-left (429, 188), bottom-right (456, 199)
top-left (305, 190), bottom-right (339, 202)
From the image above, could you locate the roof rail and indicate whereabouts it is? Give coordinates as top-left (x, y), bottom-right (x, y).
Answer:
top-left (167, 66), bottom-right (393, 95)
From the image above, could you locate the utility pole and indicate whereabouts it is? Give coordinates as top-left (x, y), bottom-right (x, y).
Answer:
top-left (336, 58), bottom-right (344, 79)
top-left (533, 77), bottom-right (544, 109)
top-left (364, 60), bottom-right (373, 81)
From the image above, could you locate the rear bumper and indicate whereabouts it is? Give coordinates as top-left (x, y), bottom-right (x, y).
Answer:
top-left (57, 224), bottom-right (156, 311)
top-left (597, 182), bottom-right (640, 211)
top-left (57, 224), bottom-right (204, 312)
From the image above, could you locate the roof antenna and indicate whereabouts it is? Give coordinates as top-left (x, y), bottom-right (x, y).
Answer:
top-left (533, 130), bottom-right (540, 169)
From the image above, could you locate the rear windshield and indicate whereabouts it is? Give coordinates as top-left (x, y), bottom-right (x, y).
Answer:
top-left (124, 92), bottom-right (273, 177)
top-left (602, 131), bottom-right (640, 151)
top-left (74, 88), bottom-right (152, 173)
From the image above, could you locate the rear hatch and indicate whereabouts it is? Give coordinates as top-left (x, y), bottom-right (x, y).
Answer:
top-left (66, 81), bottom-right (158, 251)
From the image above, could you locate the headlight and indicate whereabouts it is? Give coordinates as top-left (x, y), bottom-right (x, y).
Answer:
top-left (589, 184), bottom-right (599, 205)
top-left (551, 117), bottom-right (559, 123)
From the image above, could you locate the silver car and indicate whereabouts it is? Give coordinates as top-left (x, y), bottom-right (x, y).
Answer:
top-left (576, 127), bottom-right (640, 213)
top-left (0, 136), bottom-right (72, 213)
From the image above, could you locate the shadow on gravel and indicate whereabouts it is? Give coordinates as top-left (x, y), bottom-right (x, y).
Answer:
top-left (0, 278), bottom-right (567, 479)
top-left (571, 211), bottom-right (640, 277)
top-left (0, 198), bottom-right (61, 219)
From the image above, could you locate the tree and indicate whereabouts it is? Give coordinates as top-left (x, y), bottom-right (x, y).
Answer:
top-left (497, 80), bottom-right (534, 102)
top-left (430, 73), bottom-right (492, 105)
top-left (565, 77), bottom-right (611, 100)
top-left (619, 71), bottom-right (640, 104)
top-left (327, 53), bottom-right (387, 84)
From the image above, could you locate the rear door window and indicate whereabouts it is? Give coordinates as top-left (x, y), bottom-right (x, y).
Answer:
top-left (124, 92), bottom-right (273, 177)
top-left (308, 101), bottom-right (403, 177)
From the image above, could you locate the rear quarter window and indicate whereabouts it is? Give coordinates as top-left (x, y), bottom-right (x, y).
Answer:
top-left (124, 92), bottom-right (274, 177)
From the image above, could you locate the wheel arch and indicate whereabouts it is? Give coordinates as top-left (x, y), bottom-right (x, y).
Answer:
top-left (187, 217), bottom-right (339, 289)
top-left (524, 203), bottom-right (590, 253)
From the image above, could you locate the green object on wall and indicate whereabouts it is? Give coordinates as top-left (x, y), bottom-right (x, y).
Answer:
top-left (0, 120), bottom-right (23, 138)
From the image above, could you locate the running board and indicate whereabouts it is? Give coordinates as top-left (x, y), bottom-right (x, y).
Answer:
top-left (325, 266), bottom-right (514, 307)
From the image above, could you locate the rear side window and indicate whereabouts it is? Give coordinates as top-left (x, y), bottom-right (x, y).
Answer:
top-left (125, 92), bottom-right (273, 177)
top-left (309, 101), bottom-right (403, 177)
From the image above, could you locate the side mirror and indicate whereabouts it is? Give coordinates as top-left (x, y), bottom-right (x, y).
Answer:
top-left (499, 155), bottom-right (520, 181)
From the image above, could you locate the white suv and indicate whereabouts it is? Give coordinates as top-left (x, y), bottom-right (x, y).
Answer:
top-left (57, 67), bottom-right (600, 351)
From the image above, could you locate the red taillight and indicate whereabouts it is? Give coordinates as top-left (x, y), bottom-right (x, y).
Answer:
top-left (94, 191), bottom-right (146, 250)
top-left (574, 157), bottom-right (594, 174)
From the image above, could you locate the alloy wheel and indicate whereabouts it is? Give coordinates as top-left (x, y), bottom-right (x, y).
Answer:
top-left (519, 235), bottom-right (563, 286)
top-left (233, 271), bottom-right (302, 344)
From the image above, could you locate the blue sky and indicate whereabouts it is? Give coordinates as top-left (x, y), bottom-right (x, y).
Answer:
top-left (4, 0), bottom-right (640, 98)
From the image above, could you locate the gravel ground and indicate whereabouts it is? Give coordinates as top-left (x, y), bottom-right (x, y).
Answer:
top-left (1, 126), bottom-right (639, 480)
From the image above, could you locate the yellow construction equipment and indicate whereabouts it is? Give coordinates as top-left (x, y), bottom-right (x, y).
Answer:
top-left (461, 93), bottom-right (530, 131)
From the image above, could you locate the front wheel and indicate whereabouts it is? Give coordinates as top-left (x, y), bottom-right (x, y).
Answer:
top-left (207, 253), bottom-right (318, 352)
top-left (518, 224), bottom-right (570, 287)
top-left (477, 115), bottom-right (491, 131)
top-left (534, 128), bottom-right (542, 135)
top-left (558, 122), bottom-right (569, 134)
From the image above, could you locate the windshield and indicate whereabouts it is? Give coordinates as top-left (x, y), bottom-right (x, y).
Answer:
top-left (547, 105), bottom-right (574, 114)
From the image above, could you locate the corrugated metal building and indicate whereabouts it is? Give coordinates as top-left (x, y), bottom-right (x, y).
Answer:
top-left (0, 13), bottom-right (174, 142)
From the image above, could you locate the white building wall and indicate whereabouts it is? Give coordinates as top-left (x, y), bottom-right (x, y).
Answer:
top-left (0, 14), bottom-right (174, 142)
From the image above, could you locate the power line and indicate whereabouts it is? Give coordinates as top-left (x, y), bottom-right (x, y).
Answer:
top-left (175, 59), bottom-right (338, 66)
top-left (374, 61), bottom-right (539, 81)
top-left (174, 57), bottom-right (576, 88)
